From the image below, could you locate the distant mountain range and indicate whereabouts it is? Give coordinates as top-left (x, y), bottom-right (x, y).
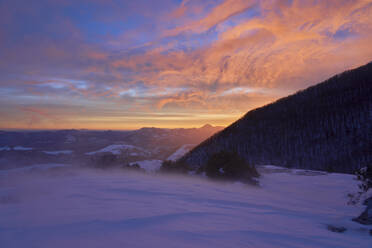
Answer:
top-left (0, 125), bottom-right (223, 169)
top-left (181, 62), bottom-right (372, 173)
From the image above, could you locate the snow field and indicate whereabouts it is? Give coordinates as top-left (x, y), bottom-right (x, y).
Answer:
top-left (0, 167), bottom-right (370, 248)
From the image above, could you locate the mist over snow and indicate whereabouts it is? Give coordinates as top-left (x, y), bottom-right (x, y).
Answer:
top-left (0, 167), bottom-right (370, 248)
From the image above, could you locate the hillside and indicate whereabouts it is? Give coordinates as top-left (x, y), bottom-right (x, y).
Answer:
top-left (0, 125), bottom-right (223, 169)
top-left (181, 62), bottom-right (372, 173)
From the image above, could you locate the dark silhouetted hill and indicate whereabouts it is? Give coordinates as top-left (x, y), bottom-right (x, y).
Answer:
top-left (181, 62), bottom-right (372, 173)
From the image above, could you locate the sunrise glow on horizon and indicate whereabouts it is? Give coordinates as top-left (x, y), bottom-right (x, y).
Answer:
top-left (1, 0), bottom-right (372, 130)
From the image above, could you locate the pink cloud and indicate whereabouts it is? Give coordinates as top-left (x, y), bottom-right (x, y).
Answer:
top-left (2, 0), bottom-right (372, 129)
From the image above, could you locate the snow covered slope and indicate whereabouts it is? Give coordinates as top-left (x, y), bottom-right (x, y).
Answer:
top-left (0, 167), bottom-right (370, 247)
top-left (129, 160), bottom-right (163, 172)
top-left (86, 144), bottom-right (149, 156)
top-left (167, 144), bottom-right (194, 161)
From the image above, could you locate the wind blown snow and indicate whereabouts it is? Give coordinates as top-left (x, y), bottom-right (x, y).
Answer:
top-left (0, 167), bottom-right (370, 248)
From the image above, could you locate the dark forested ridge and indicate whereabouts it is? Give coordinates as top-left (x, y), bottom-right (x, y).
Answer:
top-left (181, 62), bottom-right (372, 173)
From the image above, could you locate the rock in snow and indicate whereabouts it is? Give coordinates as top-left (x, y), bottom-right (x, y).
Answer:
top-left (327, 224), bottom-right (347, 233)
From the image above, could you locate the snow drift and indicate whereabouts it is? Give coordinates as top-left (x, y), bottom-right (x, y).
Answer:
top-left (0, 166), bottom-right (370, 247)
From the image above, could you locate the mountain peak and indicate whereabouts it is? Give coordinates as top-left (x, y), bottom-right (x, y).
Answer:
top-left (201, 124), bottom-right (213, 129)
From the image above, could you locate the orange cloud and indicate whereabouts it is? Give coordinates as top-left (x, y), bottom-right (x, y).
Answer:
top-left (164, 0), bottom-right (257, 36)
top-left (3, 0), bottom-right (372, 129)
top-left (112, 0), bottom-right (372, 96)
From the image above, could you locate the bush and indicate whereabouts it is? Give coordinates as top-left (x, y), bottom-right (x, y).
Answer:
top-left (204, 151), bottom-right (259, 183)
top-left (356, 165), bottom-right (372, 193)
top-left (348, 165), bottom-right (372, 205)
top-left (89, 153), bottom-right (119, 169)
top-left (159, 160), bottom-right (189, 174)
top-left (122, 163), bottom-right (145, 172)
top-left (350, 165), bottom-right (372, 225)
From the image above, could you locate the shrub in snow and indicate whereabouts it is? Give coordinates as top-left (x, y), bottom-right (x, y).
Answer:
top-left (123, 163), bottom-right (145, 172)
top-left (350, 165), bottom-right (372, 225)
top-left (159, 160), bottom-right (189, 174)
top-left (356, 165), bottom-right (372, 194)
top-left (89, 153), bottom-right (119, 169)
top-left (204, 151), bottom-right (259, 184)
top-left (128, 163), bottom-right (140, 169)
top-left (349, 165), bottom-right (372, 204)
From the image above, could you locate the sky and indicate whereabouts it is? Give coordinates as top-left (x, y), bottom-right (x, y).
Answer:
top-left (1, 0), bottom-right (372, 130)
